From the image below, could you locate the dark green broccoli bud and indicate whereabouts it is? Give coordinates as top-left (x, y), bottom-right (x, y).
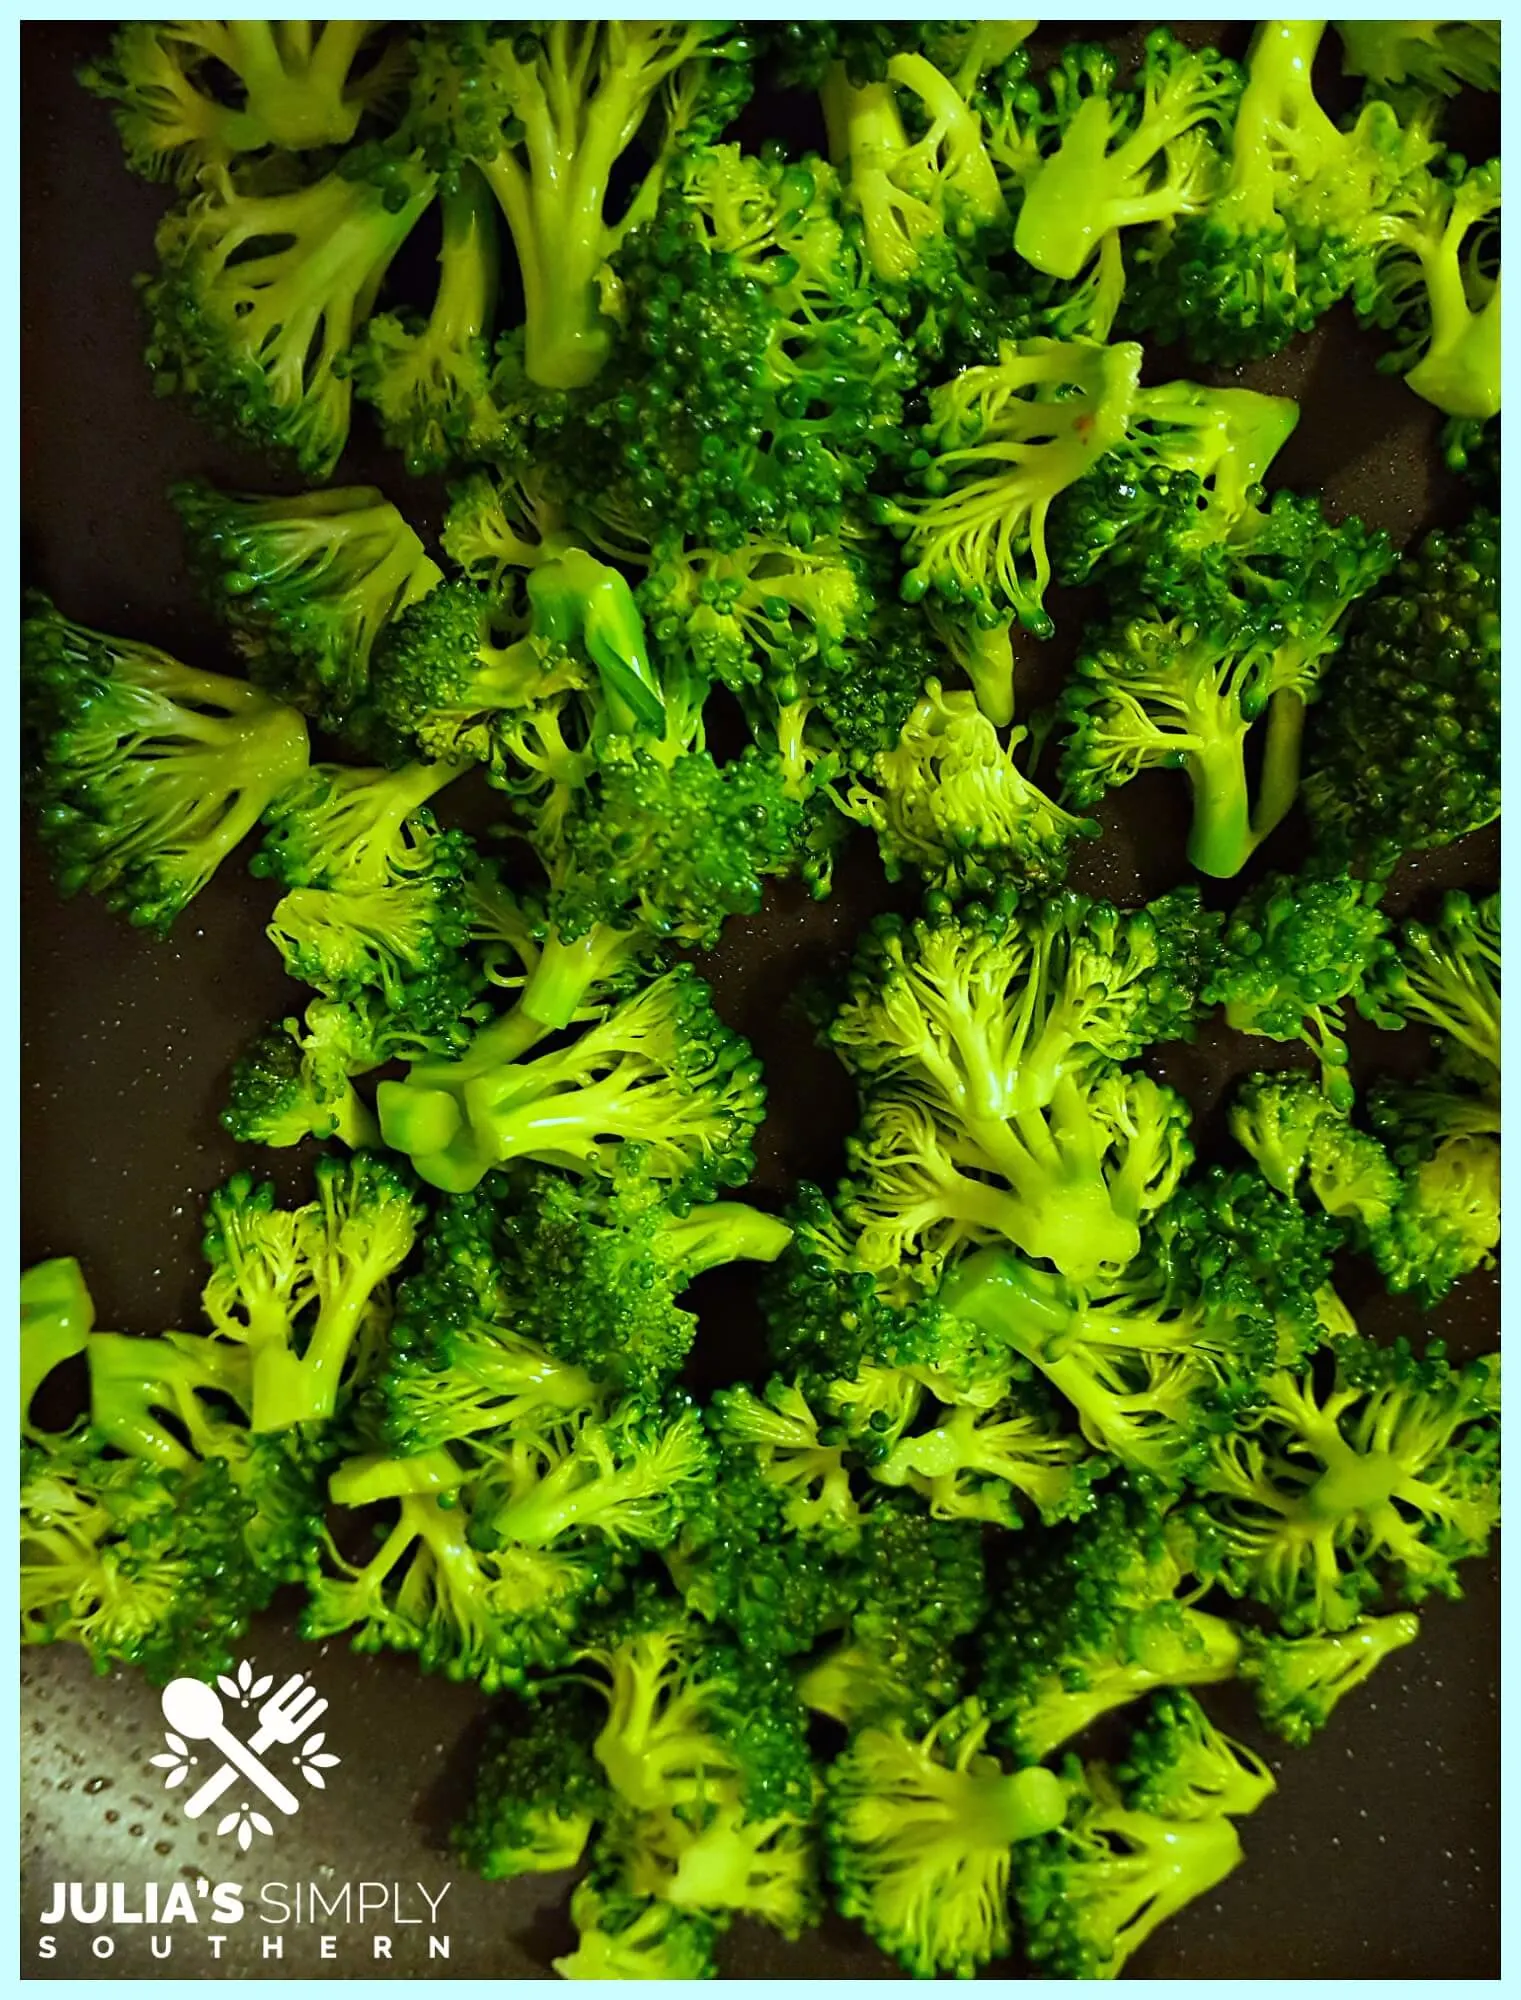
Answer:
top-left (1115, 1690), bottom-right (1275, 1821)
top-left (80, 21), bottom-right (407, 186)
top-left (1242, 1610), bottom-right (1421, 1746)
top-left (1125, 20), bottom-right (1438, 364)
top-left (1196, 1337), bottom-right (1500, 1632)
top-left (798, 1494), bottom-right (988, 1732)
top-left (1204, 869), bottom-right (1388, 1110)
top-left (592, 142), bottom-right (913, 549)
top-left (142, 153), bottom-right (438, 477)
top-left (22, 597), bottom-right (310, 933)
top-left (371, 1184), bottom-right (605, 1457)
top-left (301, 1451), bottom-right (613, 1691)
top-left (1353, 156), bottom-right (1499, 421)
top-left (496, 1161), bottom-right (791, 1404)
top-left (1013, 1757), bottom-right (1247, 1978)
top-left (172, 480), bottom-right (441, 745)
top-left (21, 1257), bottom-right (94, 1433)
top-left (553, 1855), bottom-right (719, 1980)
top-left (1305, 511), bottom-right (1499, 872)
top-left (1338, 20), bottom-right (1500, 98)
top-left (980, 1483), bottom-right (1242, 1764)
top-left (668, 1438), bottom-right (859, 1663)
top-left (708, 1377), bottom-right (859, 1547)
top-left (1366, 1134), bottom-right (1501, 1305)
top-left (376, 964), bottom-right (766, 1199)
top-left (1153, 1165), bottom-right (1344, 1369)
top-left (201, 1154), bottom-right (422, 1433)
top-left (399, 22), bottom-right (752, 393)
top-left (1011, 31), bottom-right (1241, 283)
top-left (824, 1699), bottom-right (1066, 1978)
top-left (841, 680), bottom-right (1097, 892)
top-left (350, 169), bottom-right (503, 474)
top-left (550, 744), bottom-right (806, 947)
top-left (454, 1682), bottom-right (609, 1879)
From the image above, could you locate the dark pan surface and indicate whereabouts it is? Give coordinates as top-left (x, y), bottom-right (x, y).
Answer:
top-left (20, 21), bottom-right (1499, 1979)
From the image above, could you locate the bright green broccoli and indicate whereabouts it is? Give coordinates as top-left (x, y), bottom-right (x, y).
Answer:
top-left (1338, 20), bottom-right (1501, 99)
top-left (173, 479), bottom-right (441, 745)
top-left (454, 1682), bottom-right (610, 1879)
top-left (823, 1699), bottom-right (1067, 1977)
top-left (22, 596), bottom-right (310, 932)
top-left (1115, 1690), bottom-right (1276, 1821)
top-left (1241, 1611), bottom-right (1422, 1746)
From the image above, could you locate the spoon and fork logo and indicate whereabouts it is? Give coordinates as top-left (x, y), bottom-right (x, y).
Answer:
top-left (152, 1659), bottom-right (339, 1849)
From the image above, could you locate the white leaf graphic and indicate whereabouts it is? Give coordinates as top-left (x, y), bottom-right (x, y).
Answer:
top-left (236, 1660), bottom-right (254, 1692)
top-left (216, 1676), bottom-right (240, 1701)
top-left (237, 1820), bottom-right (253, 1852)
top-left (164, 1733), bottom-right (188, 1757)
top-left (165, 1767), bottom-right (188, 1789)
top-left (150, 1753), bottom-right (181, 1770)
top-left (303, 1770), bottom-right (326, 1791)
top-left (250, 1675), bottom-right (274, 1700)
top-left (309, 1753), bottom-right (339, 1769)
top-left (250, 1812), bottom-right (273, 1837)
top-left (217, 1812), bottom-right (240, 1837)
top-left (302, 1732), bottom-right (326, 1755)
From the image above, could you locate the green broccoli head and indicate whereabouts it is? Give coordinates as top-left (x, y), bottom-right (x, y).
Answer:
top-left (1242, 1610), bottom-right (1422, 1746)
top-left (453, 1681), bottom-right (609, 1880)
top-left (22, 597), bottom-right (309, 933)
top-left (553, 1855), bottom-right (720, 1979)
top-left (172, 480), bottom-right (441, 749)
top-left (1115, 1689), bottom-right (1276, 1821)
top-left (824, 1699), bottom-right (1067, 1977)
top-left (1305, 512), bottom-right (1499, 872)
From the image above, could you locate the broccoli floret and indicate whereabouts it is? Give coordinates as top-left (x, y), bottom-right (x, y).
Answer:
top-left (173, 479), bottom-right (441, 745)
top-left (798, 1495), bottom-right (988, 1732)
top-left (820, 47), bottom-right (1008, 306)
top-left (1126, 20), bottom-right (1437, 364)
top-left (1229, 1072), bottom-right (1402, 1231)
top-left (496, 1161), bottom-right (791, 1403)
top-left (1305, 512), bottom-right (1499, 872)
top-left (1013, 1757), bottom-right (1248, 1978)
top-left (350, 169), bottom-right (504, 474)
top-left (1196, 1336), bottom-right (1500, 1632)
top-left (570, 1591), bottom-right (816, 1825)
top-left (592, 142), bottom-right (912, 550)
top-left (554, 1859), bottom-right (719, 1980)
top-left (1366, 1135), bottom-right (1501, 1304)
top-left (143, 152), bottom-right (438, 476)
top-left (1060, 510), bottom-right (1393, 877)
top-left (980, 1484), bottom-right (1242, 1763)
top-left (709, 1377), bottom-right (859, 1547)
top-left (842, 680), bottom-right (1097, 892)
top-left (1242, 1611), bottom-right (1422, 1746)
top-left (829, 893), bottom-right (1212, 1284)
top-left (1205, 870), bottom-right (1388, 1110)
top-left (22, 597), bottom-right (310, 933)
top-left (201, 1154), bottom-right (422, 1433)
top-left (376, 965), bottom-right (765, 1198)
top-left (868, 1378), bottom-right (1099, 1528)
top-left (400, 22), bottom-right (752, 393)
top-left (1361, 890), bottom-right (1500, 1082)
top-left (823, 1699), bottom-right (1067, 1977)
top-left (80, 21), bottom-right (406, 185)
top-left (370, 1185), bottom-right (605, 1456)
top-left (1011, 31), bottom-right (1240, 284)
top-left (454, 1682), bottom-right (609, 1879)
top-left (301, 1451), bottom-right (611, 1691)
top-left (1115, 1690), bottom-right (1276, 1821)
top-left (1338, 20), bottom-right (1501, 99)
top-left (1353, 156), bottom-right (1500, 420)
top-left (608, 1792), bottom-right (823, 1940)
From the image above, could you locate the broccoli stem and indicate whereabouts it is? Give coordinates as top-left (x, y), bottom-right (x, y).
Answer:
top-left (224, 20), bottom-right (372, 149)
top-left (820, 68), bottom-right (924, 287)
top-left (429, 168), bottom-right (501, 351)
top-left (1185, 737), bottom-right (1254, 880)
top-left (1220, 21), bottom-right (1336, 232)
top-left (666, 1204), bottom-right (793, 1273)
top-left (1016, 1617), bottom-right (1243, 1760)
top-left (1249, 688), bottom-right (1305, 852)
top-left (250, 1266), bottom-right (382, 1433)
